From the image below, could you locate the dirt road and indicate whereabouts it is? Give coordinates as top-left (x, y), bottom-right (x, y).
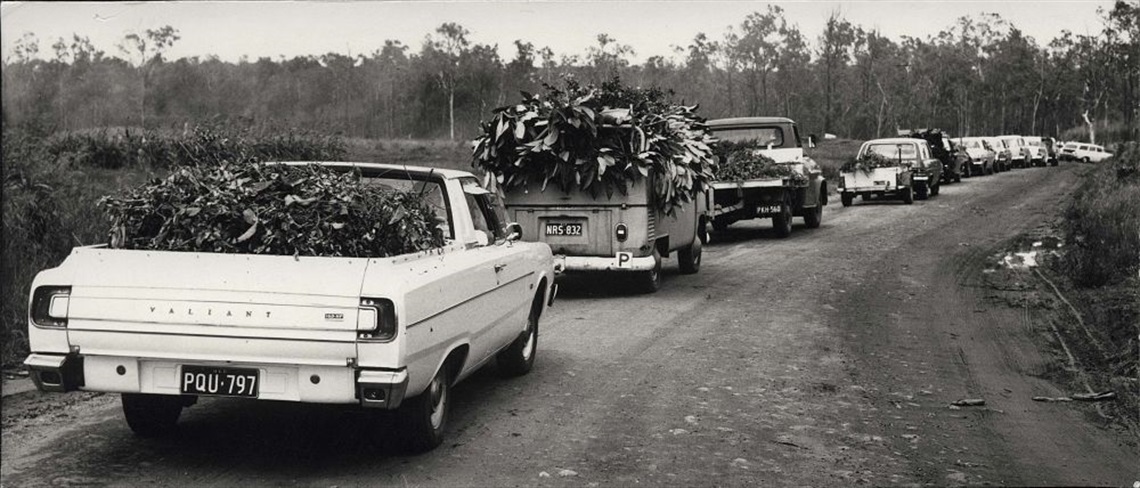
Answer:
top-left (3, 164), bottom-right (1136, 486)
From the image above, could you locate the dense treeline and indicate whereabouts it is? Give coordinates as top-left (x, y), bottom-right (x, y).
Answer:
top-left (2, 3), bottom-right (1137, 143)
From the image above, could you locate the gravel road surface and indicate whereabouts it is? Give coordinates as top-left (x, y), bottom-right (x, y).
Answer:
top-left (3, 164), bottom-right (1136, 487)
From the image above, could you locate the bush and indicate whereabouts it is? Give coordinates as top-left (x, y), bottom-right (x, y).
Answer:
top-left (472, 77), bottom-right (716, 214)
top-left (1061, 142), bottom-right (1140, 287)
top-left (839, 152), bottom-right (898, 173)
top-left (99, 162), bottom-right (445, 258)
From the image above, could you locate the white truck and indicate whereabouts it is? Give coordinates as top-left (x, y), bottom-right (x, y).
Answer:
top-left (704, 117), bottom-right (828, 236)
top-left (23, 162), bottom-right (556, 452)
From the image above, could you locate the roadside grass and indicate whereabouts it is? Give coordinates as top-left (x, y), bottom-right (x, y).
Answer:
top-left (1049, 142), bottom-right (1139, 427)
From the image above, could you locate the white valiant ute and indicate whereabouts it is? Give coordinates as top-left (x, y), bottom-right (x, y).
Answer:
top-left (24, 162), bottom-right (556, 452)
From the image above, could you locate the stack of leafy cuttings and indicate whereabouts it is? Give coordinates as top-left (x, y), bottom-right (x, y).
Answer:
top-left (711, 139), bottom-right (806, 184)
top-left (98, 162), bottom-right (445, 258)
top-left (472, 77), bottom-right (717, 215)
top-left (840, 152), bottom-right (901, 173)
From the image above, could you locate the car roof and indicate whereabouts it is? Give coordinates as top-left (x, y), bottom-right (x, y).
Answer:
top-left (998, 135), bottom-right (1024, 139)
top-left (273, 161), bottom-right (476, 180)
top-left (864, 138), bottom-right (924, 145)
top-left (705, 117), bottom-right (796, 128)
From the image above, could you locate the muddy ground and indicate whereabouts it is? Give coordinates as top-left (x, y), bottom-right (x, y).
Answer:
top-left (2, 164), bottom-right (1137, 486)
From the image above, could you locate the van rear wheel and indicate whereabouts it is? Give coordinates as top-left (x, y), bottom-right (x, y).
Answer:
top-left (635, 249), bottom-right (662, 293)
top-left (678, 237), bottom-right (702, 274)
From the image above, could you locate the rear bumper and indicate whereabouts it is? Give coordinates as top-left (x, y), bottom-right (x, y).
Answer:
top-left (554, 253), bottom-right (656, 273)
top-left (24, 352), bottom-right (409, 409)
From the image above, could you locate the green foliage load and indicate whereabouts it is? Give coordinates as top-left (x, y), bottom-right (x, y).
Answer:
top-left (1062, 141), bottom-right (1140, 287)
top-left (840, 151), bottom-right (900, 173)
top-left (98, 162), bottom-right (445, 258)
top-left (472, 78), bottom-right (716, 214)
top-left (711, 139), bottom-right (806, 183)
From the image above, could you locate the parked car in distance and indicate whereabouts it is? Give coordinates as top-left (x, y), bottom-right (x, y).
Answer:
top-left (998, 135), bottom-right (1030, 168)
top-left (984, 137), bottom-right (1012, 172)
top-left (1060, 142), bottom-right (1114, 163)
top-left (1023, 136), bottom-right (1048, 167)
top-left (955, 137), bottom-right (996, 176)
top-left (838, 138), bottom-right (941, 205)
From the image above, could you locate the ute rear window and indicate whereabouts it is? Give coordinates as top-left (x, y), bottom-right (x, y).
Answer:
top-left (712, 127), bottom-right (785, 148)
top-left (864, 143), bottom-right (917, 160)
top-left (361, 176), bottom-right (453, 239)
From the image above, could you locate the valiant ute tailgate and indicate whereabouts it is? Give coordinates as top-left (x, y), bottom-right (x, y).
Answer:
top-left (63, 248), bottom-right (370, 364)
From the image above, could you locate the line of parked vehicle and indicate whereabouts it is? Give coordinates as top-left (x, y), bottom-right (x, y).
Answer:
top-left (837, 131), bottom-right (1079, 207)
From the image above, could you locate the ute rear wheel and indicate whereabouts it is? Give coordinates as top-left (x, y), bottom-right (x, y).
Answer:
top-left (840, 193), bottom-right (854, 207)
top-left (122, 393), bottom-right (185, 437)
top-left (772, 195), bottom-right (793, 238)
top-left (400, 365), bottom-right (451, 453)
top-left (497, 291), bottom-right (542, 377)
top-left (803, 192), bottom-right (823, 229)
top-left (678, 236), bottom-right (702, 274)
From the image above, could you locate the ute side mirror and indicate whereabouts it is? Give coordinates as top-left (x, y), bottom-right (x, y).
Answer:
top-left (506, 222), bottom-right (523, 242)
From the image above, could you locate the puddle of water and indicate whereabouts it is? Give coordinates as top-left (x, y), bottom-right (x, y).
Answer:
top-left (990, 235), bottom-right (1065, 270)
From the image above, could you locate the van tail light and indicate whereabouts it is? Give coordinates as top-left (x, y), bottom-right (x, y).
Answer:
top-left (615, 223), bottom-right (629, 242)
top-left (358, 298), bottom-right (397, 341)
top-left (30, 286), bottom-right (71, 328)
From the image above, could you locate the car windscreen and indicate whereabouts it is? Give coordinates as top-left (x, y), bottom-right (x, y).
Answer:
top-left (961, 139), bottom-right (982, 149)
top-left (711, 127), bottom-right (785, 147)
top-left (864, 143), bottom-right (917, 160)
top-left (360, 176), bottom-right (453, 239)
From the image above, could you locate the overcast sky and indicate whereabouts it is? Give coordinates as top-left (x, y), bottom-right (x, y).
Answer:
top-left (0, 1), bottom-right (1115, 64)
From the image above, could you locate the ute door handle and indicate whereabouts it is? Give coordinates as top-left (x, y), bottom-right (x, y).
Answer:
top-left (494, 263), bottom-right (507, 273)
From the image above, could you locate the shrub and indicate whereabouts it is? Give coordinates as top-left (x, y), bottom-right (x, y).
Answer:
top-left (839, 152), bottom-right (898, 173)
top-left (99, 162), bottom-right (445, 258)
top-left (1062, 142), bottom-right (1140, 287)
top-left (711, 139), bottom-right (804, 183)
top-left (472, 77), bottom-right (716, 214)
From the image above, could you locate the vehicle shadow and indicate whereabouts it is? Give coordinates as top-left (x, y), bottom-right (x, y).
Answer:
top-left (707, 223), bottom-right (808, 244)
top-left (125, 352), bottom-right (576, 474)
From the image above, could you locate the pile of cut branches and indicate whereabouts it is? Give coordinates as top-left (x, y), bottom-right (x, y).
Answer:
top-left (712, 139), bottom-right (805, 183)
top-left (99, 162), bottom-right (444, 257)
top-left (840, 152), bottom-right (899, 173)
top-left (472, 77), bottom-right (716, 214)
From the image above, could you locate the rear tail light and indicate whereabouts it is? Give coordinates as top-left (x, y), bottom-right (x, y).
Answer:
top-left (615, 223), bottom-right (628, 242)
top-left (358, 298), bottom-right (397, 341)
top-left (30, 286), bottom-right (71, 328)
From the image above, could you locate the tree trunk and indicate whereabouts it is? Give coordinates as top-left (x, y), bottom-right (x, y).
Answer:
top-left (1082, 110), bottom-right (1095, 145)
top-left (448, 87), bottom-right (455, 140)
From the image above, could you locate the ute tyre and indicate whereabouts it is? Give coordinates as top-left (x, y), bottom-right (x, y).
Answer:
top-left (902, 185), bottom-right (915, 204)
top-left (400, 366), bottom-right (450, 453)
top-left (772, 198), bottom-right (793, 238)
top-left (803, 193), bottom-right (823, 229)
top-left (678, 237), bottom-right (702, 274)
top-left (915, 184), bottom-right (929, 201)
top-left (497, 292), bottom-right (541, 377)
top-left (840, 193), bottom-right (854, 207)
top-left (122, 393), bottom-right (184, 437)
top-left (636, 249), bottom-right (662, 293)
